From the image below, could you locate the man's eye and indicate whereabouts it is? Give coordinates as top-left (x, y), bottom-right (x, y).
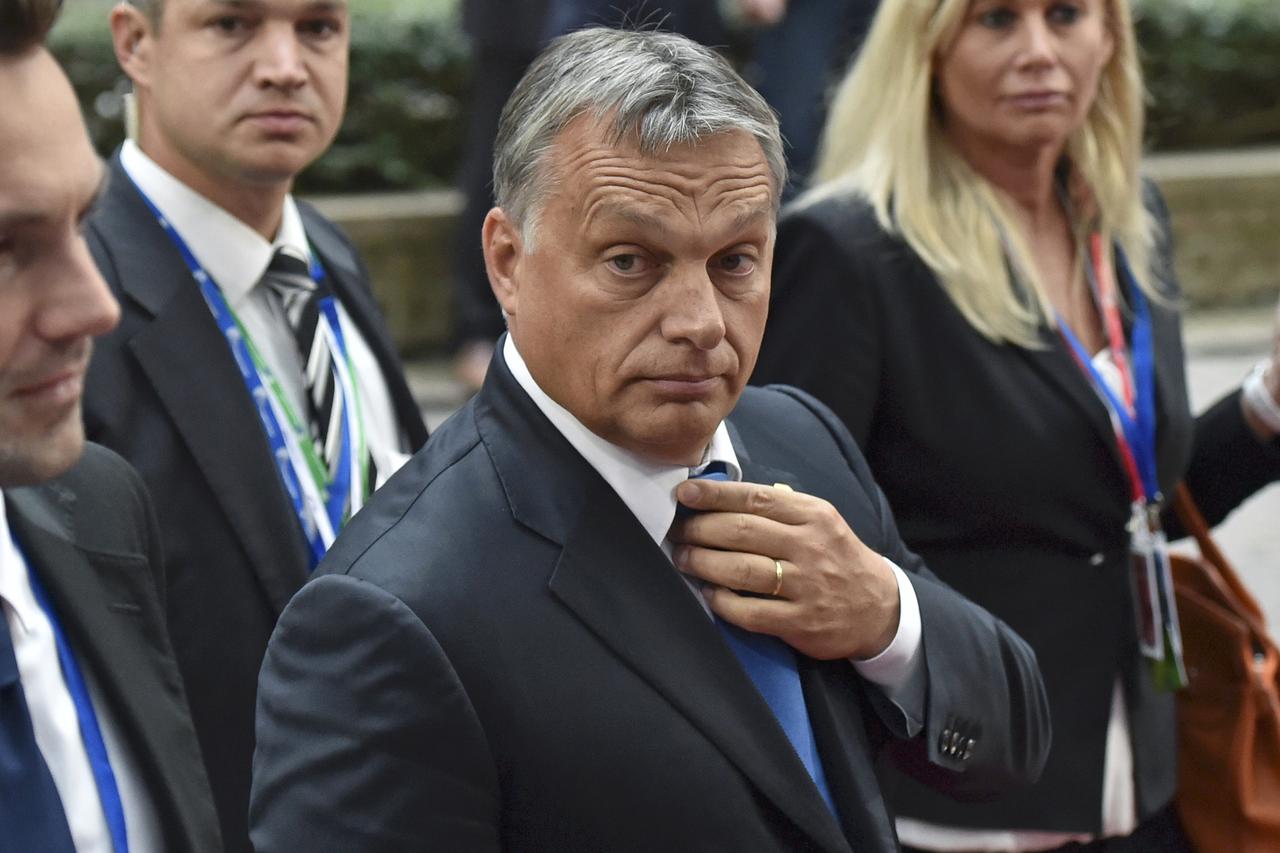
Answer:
top-left (608, 254), bottom-right (651, 275)
top-left (212, 16), bottom-right (249, 33)
top-left (299, 18), bottom-right (342, 38)
top-left (717, 254), bottom-right (755, 275)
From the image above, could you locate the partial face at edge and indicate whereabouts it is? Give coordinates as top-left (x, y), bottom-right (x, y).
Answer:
top-left (486, 119), bottom-right (776, 466)
top-left (935, 0), bottom-right (1114, 160)
top-left (0, 49), bottom-right (120, 486)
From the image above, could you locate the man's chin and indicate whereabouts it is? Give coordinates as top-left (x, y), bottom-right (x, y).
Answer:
top-left (0, 426), bottom-right (86, 488)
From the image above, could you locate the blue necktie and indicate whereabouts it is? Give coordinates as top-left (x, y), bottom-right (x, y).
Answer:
top-left (686, 464), bottom-right (838, 817)
top-left (0, 603), bottom-right (78, 852)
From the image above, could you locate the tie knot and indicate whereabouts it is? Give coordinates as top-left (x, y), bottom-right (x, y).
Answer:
top-left (268, 247), bottom-right (312, 279)
top-left (689, 460), bottom-right (730, 482)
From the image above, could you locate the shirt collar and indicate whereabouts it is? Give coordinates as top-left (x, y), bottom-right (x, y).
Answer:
top-left (0, 491), bottom-right (36, 636)
top-left (119, 140), bottom-right (312, 309)
top-left (502, 335), bottom-right (741, 549)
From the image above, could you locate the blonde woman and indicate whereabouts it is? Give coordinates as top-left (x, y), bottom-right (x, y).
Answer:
top-left (753, 0), bottom-right (1280, 849)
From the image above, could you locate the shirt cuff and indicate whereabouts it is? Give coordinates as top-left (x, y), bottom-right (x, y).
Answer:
top-left (851, 558), bottom-right (925, 733)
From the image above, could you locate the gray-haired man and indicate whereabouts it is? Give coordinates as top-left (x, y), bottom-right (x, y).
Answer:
top-left (251, 28), bottom-right (1049, 852)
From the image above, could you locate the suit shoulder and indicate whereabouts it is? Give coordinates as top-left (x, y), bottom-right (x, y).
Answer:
top-left (20, 444), bottom-right (152, 557)
top-left (783, 190), bottom-right (896, 252)
top-left (297, 200), bottom-right (360, 257)
top-left (316, 402), bottom-right (491, 580)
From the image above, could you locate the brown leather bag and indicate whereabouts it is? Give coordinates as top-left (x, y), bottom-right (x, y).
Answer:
top-left (1170, 483), bottom-right (1280, 851)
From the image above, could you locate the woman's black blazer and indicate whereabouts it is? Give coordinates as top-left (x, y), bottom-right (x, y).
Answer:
top-left (753, 187), bottom-right (1280, 833)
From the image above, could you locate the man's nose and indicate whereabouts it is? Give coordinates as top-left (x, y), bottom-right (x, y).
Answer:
top-left (660, 265), bottom-right (726, 350)
top-left (36, 236), bottom-right (120, 343)
top-left (254, 23), bottom-right (308, 90)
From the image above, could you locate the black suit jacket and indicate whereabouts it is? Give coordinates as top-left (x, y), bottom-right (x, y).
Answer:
top-left (6, 444), bottom-right (221, 851)
top-left (753, 189), bottom-right (1280, 832)
top-left (250, 346), bottom-right (1049, 852)
top-left (83, 154), bottom-right (429, 852)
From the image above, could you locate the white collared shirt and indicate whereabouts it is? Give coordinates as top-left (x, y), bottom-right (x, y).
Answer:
top-left (119, 141), bottom-right (410, 488)
top-left (502, 335), bottom-right (925, 719)
top-left (0, 493), bottom-right (163, 852)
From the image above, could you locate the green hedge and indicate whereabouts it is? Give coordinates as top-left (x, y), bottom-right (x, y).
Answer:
top-left (1137, 1), bottom-right (1280, 150)
top-left (50, 2), bottom-right (1280, 195)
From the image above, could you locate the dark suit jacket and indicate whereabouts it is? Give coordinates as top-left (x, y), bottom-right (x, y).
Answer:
top-left (250, 346), bottom-right (1049, 852)
top-left (83, 154), bottom-right (430, 852)
top-left (6, 444), bottom-right (221, 851)
top-left (752, 189), bottom-right (1280, 832)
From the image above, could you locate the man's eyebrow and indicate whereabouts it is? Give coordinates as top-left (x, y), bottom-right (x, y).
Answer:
top-left (198, 0), bottom-right (348, 11)
top-left (727, 206), bottom-right (774, 235)
top-left (586, 203), bottom-right (675, 237)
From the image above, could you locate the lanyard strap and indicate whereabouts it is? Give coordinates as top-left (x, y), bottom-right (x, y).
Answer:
top-left (17, 541), bottom-right (130, 853)
top-left (129, 179), bottom-right (365, 569)
top-left (1058, 241), bottom-right (1159, 504)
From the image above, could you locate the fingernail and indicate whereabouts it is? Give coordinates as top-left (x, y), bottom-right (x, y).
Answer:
top-left (678, 481), bottom-right (701, 502)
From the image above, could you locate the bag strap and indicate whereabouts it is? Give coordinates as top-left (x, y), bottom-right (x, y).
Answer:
top-left (1172, 482), bottom-right (1270, 636)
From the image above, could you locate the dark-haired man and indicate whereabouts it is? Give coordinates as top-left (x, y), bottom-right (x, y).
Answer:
top-left (0, 1), bottom-right (220, 849)
top-left (83, 1), bottom-right (429, 848)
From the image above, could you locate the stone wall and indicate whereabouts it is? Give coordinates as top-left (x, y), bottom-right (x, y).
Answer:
top-left (309, 147), bottom-right (1280, 354)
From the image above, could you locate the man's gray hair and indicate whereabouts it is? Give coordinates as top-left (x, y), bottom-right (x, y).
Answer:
top-left (493, 27), bottom-right (786, 245)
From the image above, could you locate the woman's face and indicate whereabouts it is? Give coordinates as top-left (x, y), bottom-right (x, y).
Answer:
top-left (934, 0), bottom-right (1114, 162)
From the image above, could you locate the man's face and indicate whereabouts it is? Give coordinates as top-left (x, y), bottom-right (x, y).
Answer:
top-left (487, 119), bottom-right (775, 466)
top-left (119, 0), bottom-right (349, 197)
top-left (0, 49), bottom-right (120, 487)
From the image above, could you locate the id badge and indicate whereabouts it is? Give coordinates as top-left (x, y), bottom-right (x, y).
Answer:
top-left (1147, 505), bottom-right (1189, 690)
top-left (1127, 501), bottom-right (1163, 661)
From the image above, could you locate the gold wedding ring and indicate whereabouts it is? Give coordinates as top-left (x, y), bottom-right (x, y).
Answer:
top-left (771, 559), bottom-right (784, 597)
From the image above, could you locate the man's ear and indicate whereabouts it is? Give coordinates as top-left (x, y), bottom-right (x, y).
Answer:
top-left (483, 207), bottom-right (525, 319)
top-left (110, 3), bottom-right (155, 87)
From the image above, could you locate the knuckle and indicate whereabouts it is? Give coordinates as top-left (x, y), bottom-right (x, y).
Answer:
top-left (747, 486), bottom-right (774, 515)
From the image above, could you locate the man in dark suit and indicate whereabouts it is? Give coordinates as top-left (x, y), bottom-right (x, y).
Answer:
top-left (82, 1), bottom-right (429, 849)
top-left (252, 28), bottom-right (1049, 851)
top-left (0, 2), bottom-right (220, 848)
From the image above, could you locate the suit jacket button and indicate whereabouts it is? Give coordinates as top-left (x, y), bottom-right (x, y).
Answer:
top-left (1089, 552), bottom-right (1105, 567)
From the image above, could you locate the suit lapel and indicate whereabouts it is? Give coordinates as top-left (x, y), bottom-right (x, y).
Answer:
top-left (5, 488), bottom-right (215, 849)
top-left (98, 157), bottom-right (310, 611)
top-left (478, 357), bottom-right (848, 852)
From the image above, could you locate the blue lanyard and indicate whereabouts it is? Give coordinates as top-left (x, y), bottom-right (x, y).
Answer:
top-left (15, 539), bottom-right (130, 853)
top-left (128, 179), bottom-right (355, 569)
top-left (1058, 246), bottom-right (1160, 502)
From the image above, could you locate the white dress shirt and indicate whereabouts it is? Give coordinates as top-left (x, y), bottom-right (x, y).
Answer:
top-left (1, 493), bottom-right (163, 852)
top-left (897, 347), bottom-right (1139, 851)
top-left (502, 335), bottom-right (925, 722)
top-left (119, 141), bottom-right (411, 489)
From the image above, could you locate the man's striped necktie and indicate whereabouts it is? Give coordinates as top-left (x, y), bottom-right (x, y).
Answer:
top-left (261, 248), bottom-right (376, 515)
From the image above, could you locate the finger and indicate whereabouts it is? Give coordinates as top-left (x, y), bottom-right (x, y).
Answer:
top-left (670, 510), bottom-right (794, 561)
top-left (674, 478), bottom-right (816, 525)
top-left (676, 546), bottom-right (786, 597)
top-left (703, 584), bottom-right (799, 636)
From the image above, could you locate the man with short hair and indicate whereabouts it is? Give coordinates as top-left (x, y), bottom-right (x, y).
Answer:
top-left (83, 1), bottom-right (429, 848)
top-left (252, 28), bottom-right (1050, 851)
top-left (0, 1), bottom-right (220, 849)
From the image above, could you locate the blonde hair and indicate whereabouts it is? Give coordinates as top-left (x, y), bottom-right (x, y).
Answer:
top-left (809, 0), bottom-right (1156, 347)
